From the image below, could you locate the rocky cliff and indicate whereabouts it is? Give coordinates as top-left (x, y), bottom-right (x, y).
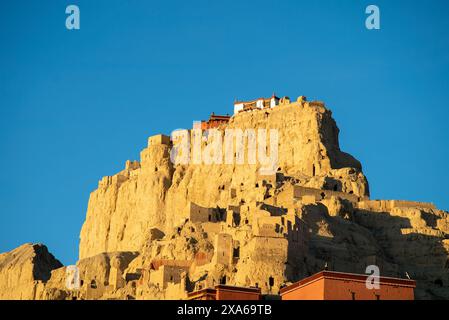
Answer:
top-left (0, 243), bottom-right (62, 299)
top-left (1, 95), bottom-right (448, 300)
top-left (80, 100), bottom-right (369, 259)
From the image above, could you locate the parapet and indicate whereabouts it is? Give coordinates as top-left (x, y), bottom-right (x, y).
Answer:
top-left (357, 199), bottom-right (436, 212)
top-left (125, 160), bottom-right (140, 170)
top-left (297, 96), bottom-right (307, 103)
top-left (148, 134), bottom-right (171, 147)
top-left (309, 101), bottom-right (326, 108)
top-left (293, 185), bottom-right (363, 204)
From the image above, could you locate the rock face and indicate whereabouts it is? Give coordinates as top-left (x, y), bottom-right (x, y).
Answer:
top-left (1, 95), bottom-right (448, 300)
top-left (0, 243), bottom-right (62, 299)
top-left (79, 100), bottom-right (369, 260)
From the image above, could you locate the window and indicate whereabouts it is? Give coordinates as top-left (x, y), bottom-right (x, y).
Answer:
top-left (269, 277), bottom-right (274, 287)
top-left (90, 280), bottom-right (97, 289)
top-left (233, 247), bottom-right (240, 259)
top-left (375, 294), bottom-right (380, 300)
top-left (351, 292), bottom-right (356, 300)
top-left (220, 276), bottom-right (226, 285)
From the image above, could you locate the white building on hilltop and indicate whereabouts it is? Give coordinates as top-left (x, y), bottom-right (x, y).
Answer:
top-left (234, 94), bottom-right (280, 114)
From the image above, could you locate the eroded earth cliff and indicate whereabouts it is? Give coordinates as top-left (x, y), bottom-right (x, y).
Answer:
top-left (1, 96), bottom-right (448, 299)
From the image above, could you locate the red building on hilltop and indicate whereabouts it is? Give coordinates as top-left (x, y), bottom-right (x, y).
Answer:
top-left (200, 113), bottom-right (231, 130)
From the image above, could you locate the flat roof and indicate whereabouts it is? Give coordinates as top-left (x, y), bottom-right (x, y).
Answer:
top-left (208, 115), bottom-right (230, 120)
top-left (216, 285), bottom-right (261, 293)
top-left (280, 271), bottom-right (416, 295)
top-left (234, 96), bottom-right (279, 105)
top-left (187, 285), bottom-right (261, 298)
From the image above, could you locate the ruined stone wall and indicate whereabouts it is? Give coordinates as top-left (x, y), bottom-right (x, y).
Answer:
top-left (3, 95), bottom-right (448, 300)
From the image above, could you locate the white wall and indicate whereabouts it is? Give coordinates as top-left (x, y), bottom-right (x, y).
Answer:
top-left (234, 103), bottom-right (244, 114)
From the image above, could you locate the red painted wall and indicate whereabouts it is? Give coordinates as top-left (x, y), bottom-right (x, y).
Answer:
top-left (281, 272), bottom-right (415, 300)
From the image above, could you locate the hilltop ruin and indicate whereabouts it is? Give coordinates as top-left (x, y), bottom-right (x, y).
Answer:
top-left (1, 94), bottom-right (448, 300)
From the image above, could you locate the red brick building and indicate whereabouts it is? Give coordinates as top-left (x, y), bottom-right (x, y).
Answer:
top-left (200, 113), bottom-right (231, 130)
top-left (187, 285), bottom-right (261, 300)
top-left (280, 271), bottom-right (416, 300)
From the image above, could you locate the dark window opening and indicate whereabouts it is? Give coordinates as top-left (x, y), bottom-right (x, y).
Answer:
top-left (269, 276), bottom-right (274, 287)
top-left (90, 280), bottom-right (97, 289)
top-left (333, 185), bottom-right (338, 191)
top-left (233, 213), bottom-right (241, 226)
top-left (220, 276), bottom-right (226, 285)
top-left (320, 192), bottom-right (326, 200)
top-left (255, 183), bottom-right (259, 188)
top-left (351, 292), bottom-right (356, 300)
top-left (312, 164), bottom-right (316, 176)
top-left (233, 247), bottom-right (240, 258)
top-left (375, 294), bottom-right (380, 300)
top-left (208, 214), bottom-right (211, 222)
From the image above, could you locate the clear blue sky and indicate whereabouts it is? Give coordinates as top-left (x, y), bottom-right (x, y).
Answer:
top-left (1, 0), bottom-right (448, 265)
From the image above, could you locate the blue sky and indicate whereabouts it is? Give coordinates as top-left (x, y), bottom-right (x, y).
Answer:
top-left (1, 0), bottom-right (448, 265)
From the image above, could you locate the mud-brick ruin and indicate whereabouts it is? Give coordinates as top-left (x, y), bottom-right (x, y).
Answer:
top-left (1, 94), bottom-right (448, 300)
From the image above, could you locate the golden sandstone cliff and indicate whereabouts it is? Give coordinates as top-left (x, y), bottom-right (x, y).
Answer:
top-left (1, 96), bottom-right (448, 300)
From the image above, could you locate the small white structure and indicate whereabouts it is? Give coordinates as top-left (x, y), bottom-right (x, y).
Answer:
top-left (233, 94), bottom-right (280, 114)
top-left (234, 103), bottom-right (245, 114)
